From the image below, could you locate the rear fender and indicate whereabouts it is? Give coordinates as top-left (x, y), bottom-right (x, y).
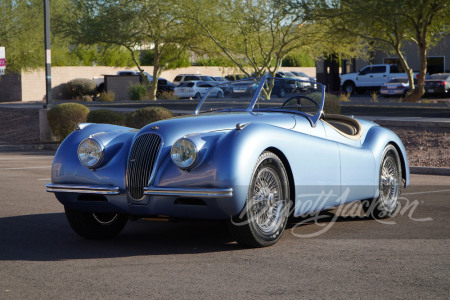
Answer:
top-left (363, 126), bottom-right (410, 189)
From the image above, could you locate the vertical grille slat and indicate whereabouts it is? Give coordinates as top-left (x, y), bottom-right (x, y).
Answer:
top-left (127, 133), bottom-right (161, 200)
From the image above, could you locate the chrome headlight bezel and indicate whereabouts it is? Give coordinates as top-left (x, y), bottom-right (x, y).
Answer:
top-left (77, 138), bottom-right (104, 169)
top-left (170, 138), bottom-right (198, 170)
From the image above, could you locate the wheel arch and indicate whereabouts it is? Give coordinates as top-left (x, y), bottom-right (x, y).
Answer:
top-left (265, 147), bottom-right (296, 207)
top-left (342, 80), bottom-right (355, 87)
top-left (387, 141), bottom-right (408, 187)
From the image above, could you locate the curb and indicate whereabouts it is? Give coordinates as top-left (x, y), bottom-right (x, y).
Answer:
top-left (373, 120), bottom-right (450, 128)
top-left (410, 166), bottom-right (450, 176)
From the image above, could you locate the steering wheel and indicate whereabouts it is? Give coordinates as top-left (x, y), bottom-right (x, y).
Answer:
top-left (280, 95), bottom-right (320, 111)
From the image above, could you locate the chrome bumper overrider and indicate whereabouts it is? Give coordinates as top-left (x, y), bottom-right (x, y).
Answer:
top-left (46, 184), bottom-right (120, 195)
top-left (46, 184), bottom-right (233, 198)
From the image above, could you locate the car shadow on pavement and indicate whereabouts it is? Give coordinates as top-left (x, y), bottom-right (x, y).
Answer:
top-left (0, 213), bottom-right (241, 261)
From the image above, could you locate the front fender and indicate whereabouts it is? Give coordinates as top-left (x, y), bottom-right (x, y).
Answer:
top-left (51, 123), bottom-right (137, 191)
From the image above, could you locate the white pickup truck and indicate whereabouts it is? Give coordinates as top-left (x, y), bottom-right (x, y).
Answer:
top-left (340, 64), bottom-right (415, 94)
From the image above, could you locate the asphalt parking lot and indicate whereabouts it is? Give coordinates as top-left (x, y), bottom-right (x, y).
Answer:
top-left (0, 151), bottom-right (449, 299)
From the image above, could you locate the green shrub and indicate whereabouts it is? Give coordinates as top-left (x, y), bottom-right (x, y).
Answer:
top-left (282, 51), bottom-right (315, 67)
top-left (128, 83), bottom-right (148, 100)
top-left (87, 109), bottom-right (125, 125)
top-left (98, 91), bottom-right (115, 102)
top-left (125, 107), bottom-right (174, 129)
top-left (66, 78), bottom-right (97, 99)
top-left (47, 103), bottom-right (90, 141)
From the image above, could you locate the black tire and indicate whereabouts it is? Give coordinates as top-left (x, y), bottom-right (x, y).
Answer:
top-left (64, 207), bottom-right (128, 239)
top-left (216, 90), bottom-right (223, 98)
top-left (343, 81), bottom-right (356, 95)
top-left (362, 145), bottom-right (402, 219)
top-left (194, 92), bottom-right (202, 100)
top-left (229, 152), bottom-right (291, 247)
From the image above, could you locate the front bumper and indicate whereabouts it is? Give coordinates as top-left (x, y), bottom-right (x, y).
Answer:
top-left (46, 183), bottom-right (237, 219)
top-left (46, 183), bottom-right (233, 198)
top-left (46, 184), bottom-right (120, 195)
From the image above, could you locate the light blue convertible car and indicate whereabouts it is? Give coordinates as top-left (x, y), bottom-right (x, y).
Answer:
top-left (46, 76), bottom-right (409, 247)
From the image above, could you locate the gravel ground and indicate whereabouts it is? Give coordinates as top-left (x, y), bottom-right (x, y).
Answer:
top-left (0, 108), bottom-right (448, 167)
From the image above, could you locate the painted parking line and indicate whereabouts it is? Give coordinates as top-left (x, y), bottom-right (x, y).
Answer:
top-left (0, 166), bottom-right (51, 170)
top-left (37, 178), bottom-right (51, 181)
top-left (0, 157), bottom-right (54, 160)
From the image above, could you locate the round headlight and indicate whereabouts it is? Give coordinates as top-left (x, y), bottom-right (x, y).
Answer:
top-left (171, 138), bottom-right (197, 169)
top-left (78, 138), bottom-right (104, 168)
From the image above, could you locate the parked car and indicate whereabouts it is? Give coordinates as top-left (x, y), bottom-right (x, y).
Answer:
top-left (380, 78), bottom-right (413, 97)
top-left (289, 71), bottom-right (315, 90)
top-left (340, 64), bottom-right (417, 94)
top-left (275, 71), bottom-right (297, 79)
top-left (225, 74), bottom-right (248, 81)
top-left (211, 76), bottom-right (232, 94)
top-left (117, 70), bottom-right (153, 81)
top-left (174, 81), bottom-right (224, 99)
top-left (424, 73), bottom-right (450, 97)
top-left (46, 76), bottom-right (409, 248)
top-left (156, 78), bottom-right (176, 95)
top-left (290, 71), bottom-right (314, 81)
top-left (173, 74), bottom-right (214, 85)
top-left (230, 79), bottom-right (258, 97)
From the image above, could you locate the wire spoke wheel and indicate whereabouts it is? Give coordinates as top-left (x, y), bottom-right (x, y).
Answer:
top-left (251, 168), bottom-right (283, 234)
top-left (362, 145), bottom-right (401, 219)
top-left (380, 156), bottom-right (399, 211)
top-left (229, 152), bottom-right (290, 247)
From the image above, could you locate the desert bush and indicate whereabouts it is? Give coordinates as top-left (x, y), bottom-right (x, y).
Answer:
top-left (128, 83), bottom-right (148, 100)
top-left (47, 103), bottom-right (90, 141)
top-left (370, 91), bottom-right (379, 103)
top-left (87, 109), bottom-right (125, 125)
top-left (125, 107), bottom-right (173, 128)
top-left (66, 78), bottom-right (97, 99)
top-left (98, 91), bottom-right (115, 102)
top-left (339, 92), bottom-right (351, 102)
top-left (323, 93), bottom-right (341, 114)
top-left (80, 95), bottom-right (93, 102)
top-left (309, 92), bottom-right (341, 114)
top-left (157, 91), bottom-right (178, 100)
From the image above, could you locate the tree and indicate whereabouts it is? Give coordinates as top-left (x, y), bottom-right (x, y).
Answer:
top-left (0, 0), bottom-right (45, 73)
top-left (181, 0), bottom-right (321, 78)
top-left (62, 0), bottom-right (192, 100)
top-left (291, 0), bottom-right (450, 101)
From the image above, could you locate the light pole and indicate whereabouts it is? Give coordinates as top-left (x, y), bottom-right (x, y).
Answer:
top-left (40, 0), bottom-right (55, 142)
top-left (43, 0), bottom-right (52, 108)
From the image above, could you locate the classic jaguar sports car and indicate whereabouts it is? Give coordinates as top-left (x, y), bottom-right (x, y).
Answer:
top-left (46, 76), bottom-right (409, 247)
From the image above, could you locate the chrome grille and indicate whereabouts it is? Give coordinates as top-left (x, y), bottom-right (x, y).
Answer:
top-left (127, 133), bottom-right (161, 200)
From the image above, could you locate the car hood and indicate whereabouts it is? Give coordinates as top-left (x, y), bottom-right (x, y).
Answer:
top-left (138, 111), bottom-right (296, 143)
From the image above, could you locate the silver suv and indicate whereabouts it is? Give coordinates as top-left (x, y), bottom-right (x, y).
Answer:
top-left (173, 74), bottom-right (214, 85)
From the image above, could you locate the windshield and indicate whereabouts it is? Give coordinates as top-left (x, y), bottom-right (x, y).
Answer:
top-left (194, 76), bottom-right (325, 126)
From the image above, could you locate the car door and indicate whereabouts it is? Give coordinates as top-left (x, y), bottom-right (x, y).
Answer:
top-left (290, 116), bottom-right (342, 216)
top-left (321, 122), bottom-right (376, 203)
top-left (357, 66), bottom-right (387, 87)
top-left (197, 83), bottom-right (213, 96)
